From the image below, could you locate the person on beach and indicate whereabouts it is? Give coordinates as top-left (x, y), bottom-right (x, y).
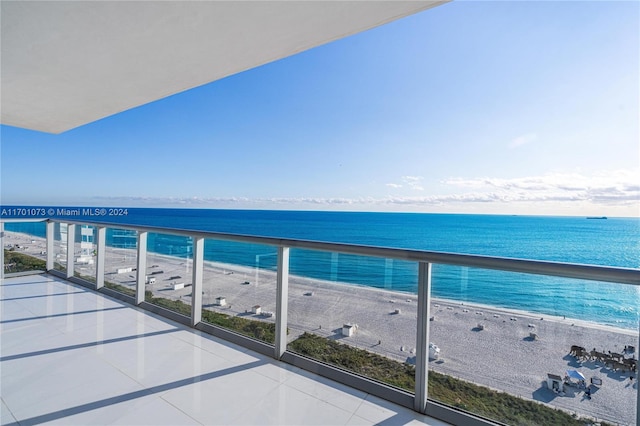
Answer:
top-left (585, 388), bottom-right (591, 399)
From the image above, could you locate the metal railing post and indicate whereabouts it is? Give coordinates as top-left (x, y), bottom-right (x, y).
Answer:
top-left (46, 221), bottom-right (54, 271)
top-left (414, 261), bottom-right (432, 413)
top-left (275, 246), bottom-right (290, 359)
top-left (136, 231), bottom-right (147, 305)
top-left (191, 237), bottom-right (204, 326)
top-left (95, 226), bottom-right (106, 289)
top-left (66, 224), bottom-right (75, 278)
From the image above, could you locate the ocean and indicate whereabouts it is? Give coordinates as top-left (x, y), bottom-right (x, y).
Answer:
top-left (3, 208), bottom-right (639, 329)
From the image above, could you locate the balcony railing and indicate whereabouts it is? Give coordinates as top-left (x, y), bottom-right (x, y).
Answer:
top-left (2, 218), bottom-right (639, 426)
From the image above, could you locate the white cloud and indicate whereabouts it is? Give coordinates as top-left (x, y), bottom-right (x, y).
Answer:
top-left (45, 169), bottom-right (638, 216)
top-left (385, 176), bottom-right (424, 191)
top-left (442, 169), bottom-right (640, 206)
top-left (402, 176), bottom-right (424, 191)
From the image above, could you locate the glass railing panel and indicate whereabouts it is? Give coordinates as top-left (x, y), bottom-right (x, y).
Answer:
top-left (428, 264), bottom-right (639, 426)
top-left (287, 248), bottom-right (418, 393)
top-left (144, 232), bottom-right (194, 317)
top-left (200, 239), bottom-right (278, 345)
top-left (52, 222), bottom-right (67, 272)
top-left (73, 225), bottom-right (97, 283)
top-left (103, 227), bottom-right (138, 297)
top-left (3, 221), bottom-right (47, 273)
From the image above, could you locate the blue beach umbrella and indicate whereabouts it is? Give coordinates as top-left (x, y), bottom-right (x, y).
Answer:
top-left (566, 370), bottom-right (586, 381)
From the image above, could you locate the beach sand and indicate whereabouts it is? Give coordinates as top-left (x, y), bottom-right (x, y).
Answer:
top-left (5, 230), bottom-right (638, 425)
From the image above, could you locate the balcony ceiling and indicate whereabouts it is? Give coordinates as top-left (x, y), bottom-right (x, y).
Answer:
top-left (1, 1), bottom-right (446, 134)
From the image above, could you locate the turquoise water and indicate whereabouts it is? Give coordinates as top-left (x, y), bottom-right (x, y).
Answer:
top-left (4, 209), bottom-right (639, 329)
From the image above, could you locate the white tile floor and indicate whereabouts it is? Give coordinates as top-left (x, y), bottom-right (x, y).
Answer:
top-left (1, 274), bottom-right (449, 425)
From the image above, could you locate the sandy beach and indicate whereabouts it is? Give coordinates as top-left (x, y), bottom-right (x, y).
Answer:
top-left (4, 230), bottom-right (638, 425)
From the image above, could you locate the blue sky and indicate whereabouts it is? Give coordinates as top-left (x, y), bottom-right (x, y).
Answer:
top-left (2, 1), bottom-right (638, 216)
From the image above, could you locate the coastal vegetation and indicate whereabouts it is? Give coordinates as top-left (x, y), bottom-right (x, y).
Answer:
top-left (289, 332), bottom-right (415, 390)
top-left (288, 332), bottom-right (611, 426)
top-left (74, 271), bottom-right (96, 283)
top-left (201, 308), bottom-right (277, 343)
top-left (101, 283), bottom-right (277, 344)
top-left (104, 281), bottom-right (136, 297)
top-left (3, 249), bottom-right (45, 273)
top-left (144, 293), bottom-right (277, 343)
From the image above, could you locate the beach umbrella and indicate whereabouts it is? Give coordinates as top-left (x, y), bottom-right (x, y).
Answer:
top-left (566, 370), bottom-right (585, 381)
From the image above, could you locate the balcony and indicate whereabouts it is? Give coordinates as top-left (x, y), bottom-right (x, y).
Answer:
top-left (2, 219), bottom-right (638, 426)
top-left (1, 273), bottom-right (447, 425)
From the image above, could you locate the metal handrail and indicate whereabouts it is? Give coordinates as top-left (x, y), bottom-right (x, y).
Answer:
top-left (1, 217), bottom-right (638, 285)
top-left (35, 218), bottom-right (639, 286)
